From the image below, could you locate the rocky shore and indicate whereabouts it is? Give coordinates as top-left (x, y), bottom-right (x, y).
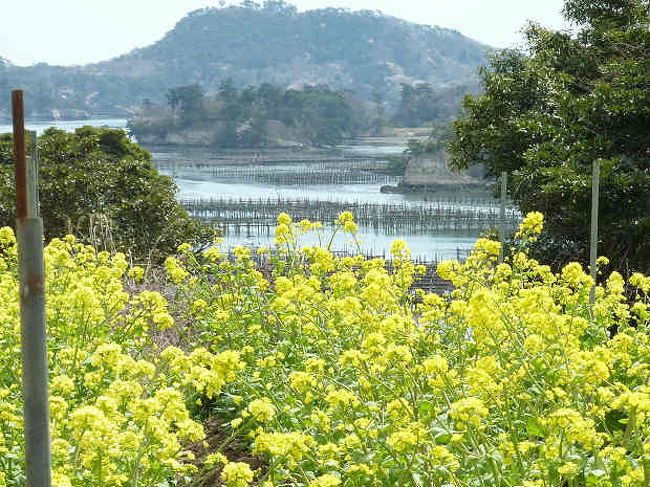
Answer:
top-left (381, 152), bottom-right (490, 193)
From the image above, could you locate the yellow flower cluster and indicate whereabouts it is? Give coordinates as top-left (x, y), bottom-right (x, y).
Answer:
top-left (0, 229), bottom-right (244, 486)
top-left (221, 461), bottom-right (254, 487)
top-left (4, 207), bottom-right (650, 487)
top-left (165, 211), bottom-right (650, 487)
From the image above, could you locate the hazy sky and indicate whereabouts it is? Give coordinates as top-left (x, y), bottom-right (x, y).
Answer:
top-left (1, 0), bottom-right (569, 66)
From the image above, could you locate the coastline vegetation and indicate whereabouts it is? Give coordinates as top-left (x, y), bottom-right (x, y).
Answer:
top-left (129, 82), bottom-right (383, 148)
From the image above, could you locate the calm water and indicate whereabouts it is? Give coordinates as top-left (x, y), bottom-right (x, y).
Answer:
top-left (2, 118), bottom-right (510, 261)
top-left (151, 147), bottom-right (507, 261)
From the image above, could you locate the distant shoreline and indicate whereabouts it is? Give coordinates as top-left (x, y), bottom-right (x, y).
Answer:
top-left (0, 118), bottom-right (128, 136)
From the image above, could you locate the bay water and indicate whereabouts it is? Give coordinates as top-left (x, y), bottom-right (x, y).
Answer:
top-left (1, 119), bottom-right (510, 261)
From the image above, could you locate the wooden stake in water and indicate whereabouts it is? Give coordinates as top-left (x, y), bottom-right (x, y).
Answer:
top-left (12, 90), bottom-right (52, 487)
top-left (590, 159), bottom-right (600, 306)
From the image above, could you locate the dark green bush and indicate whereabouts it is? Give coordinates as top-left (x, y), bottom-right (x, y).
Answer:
top-left (0, 127), bottom-right (213, 261)
top-left (448, 0), bottom-right (650, 274)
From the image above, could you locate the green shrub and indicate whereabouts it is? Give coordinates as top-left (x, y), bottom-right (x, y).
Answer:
top-left (0, 127), bottom-right (212, 261)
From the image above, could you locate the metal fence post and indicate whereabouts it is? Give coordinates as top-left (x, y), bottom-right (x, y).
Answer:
top-left (12, 90), bottom-right (52, 487)
top-left (589, 159), bottom-right (600, 306)
top-left (499, 171), bottom-right (507, 263)
top-left (27, 130), bottom-right (40, 217)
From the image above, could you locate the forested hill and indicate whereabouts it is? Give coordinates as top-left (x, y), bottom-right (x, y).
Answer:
top-left (0, 2), bottom-right (488, 119)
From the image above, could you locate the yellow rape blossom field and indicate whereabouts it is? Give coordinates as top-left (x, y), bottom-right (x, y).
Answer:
top-left (1, 212), bottom-right (650, 487)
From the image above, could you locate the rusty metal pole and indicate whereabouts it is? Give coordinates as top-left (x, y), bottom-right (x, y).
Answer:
top-left (12, 90), bottom-right (52, 487)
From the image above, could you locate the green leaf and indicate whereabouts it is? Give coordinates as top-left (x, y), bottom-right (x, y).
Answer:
top-left (526, 416), bottom-right (545, 438)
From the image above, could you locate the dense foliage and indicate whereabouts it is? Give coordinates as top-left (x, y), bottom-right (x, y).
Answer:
top-left (130, 82), bottom-right (375, 147)
top-left (405, 123), bottom-right (453, 156)
top-left (393, 82), bottom-right (480, 127)
top-left (449, 0), bottom-right (650, 273)
top-left (4, 212), bottom-right (650, 486)
top-left (0, 2), bottom-right (486, 118)
top-left (0, 127), bottom-right (211, 259)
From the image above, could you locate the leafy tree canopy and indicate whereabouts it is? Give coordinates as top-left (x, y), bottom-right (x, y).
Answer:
top-left (449, 0), bottom-right (650, 273)
top-left (166, 84), bottom-right (205, 123)
top-left (406, 123), bottom-right (453, 156)
top-left (393, 81), bottom-right (480, 127)
top-left (0, 127), bottom-right (212, 260)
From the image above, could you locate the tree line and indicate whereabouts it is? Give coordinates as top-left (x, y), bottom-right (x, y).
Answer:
top-left (393, 80), bottom-right (480, 127)
top-left (448, 0), bottom-right (650, 274)
top-left (130, 82), bottom-right (384, 147)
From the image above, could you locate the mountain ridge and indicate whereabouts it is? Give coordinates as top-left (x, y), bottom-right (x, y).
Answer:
top-left (0, 3), bottom-right (490, 119)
